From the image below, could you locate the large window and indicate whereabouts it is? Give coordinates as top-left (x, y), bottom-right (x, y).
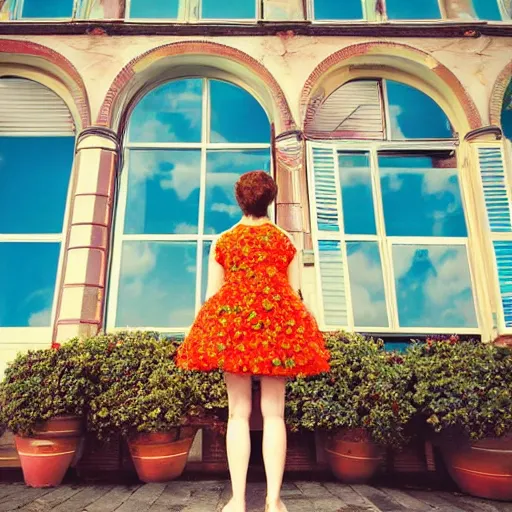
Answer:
top-left (308, 79), bottom-right (478, 333)
top-left (311, 0), bottom-right (508, 21)
top-left (0, 78), bottom-right (75, 333)
top-left (107, 78), bottom-right (271, 333)
top-left (127, 0), bottom-right (258, 20)
top-left (14, 0), bottom-right (75, 18)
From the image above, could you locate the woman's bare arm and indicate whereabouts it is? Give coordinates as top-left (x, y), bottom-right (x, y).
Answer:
top-left (205, 240), bottom-right (225, 301)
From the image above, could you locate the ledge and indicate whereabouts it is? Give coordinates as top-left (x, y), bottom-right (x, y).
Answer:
top-left (1, 20), bottom-right (512, 37)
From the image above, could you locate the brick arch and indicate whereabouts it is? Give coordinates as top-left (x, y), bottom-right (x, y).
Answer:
top-left (98, 41), bottom-right (295, 132)
top-left (301, 41), bottom-right (483, 135)
top-left (0, 39), bottom-right (91, 129)
top-left (490, 60), bottom-right (512, 128)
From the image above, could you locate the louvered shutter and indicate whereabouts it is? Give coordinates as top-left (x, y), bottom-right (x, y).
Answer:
top-left (307, 81), bottom-right (384, 140)
top-left (0, 78), bottom-right (75, 134)
top-left (476, 145), bottom-right (512, 328)
top-left (309, 145), bottom-right (348, 327)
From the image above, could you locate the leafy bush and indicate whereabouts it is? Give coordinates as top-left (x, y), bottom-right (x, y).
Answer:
top-left (409, 335), bottom-right (512, 440)
top-left (87, 331), bottom-right (227, 440)
top-left (0, 337), bottom-right (104, 436)
top-left (285, 331), bottom-right (416, 447)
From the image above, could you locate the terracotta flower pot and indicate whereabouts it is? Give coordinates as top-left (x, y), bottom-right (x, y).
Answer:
top-left (442, 433), bottom-right (512, 501)
top-left (127, 427), bottom-right (197, 483)
top-left (15, 416), bottom-right (83, 488)
top-left (324, 428), bottom-right (382, 483)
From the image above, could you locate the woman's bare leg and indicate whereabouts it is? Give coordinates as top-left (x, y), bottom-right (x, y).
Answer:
top-left (223, 372), bottom-right (252, 512)
top-left (260, 377), bottom-right (287, 512)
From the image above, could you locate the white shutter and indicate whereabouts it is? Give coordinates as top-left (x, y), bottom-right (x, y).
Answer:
top-left (0, 78), bottom-right (75, 134)
top-left (308, 81), bottom-right (384, 140)
top-left (476, 145), bottom-right (512, 330)
top-left (318, 240), bottom-right (348, 326)
top-left (311, 146), bottom-right (341, 232)
top-left (477, 147), bottom-right (512, 232)
top-left (309, 145), bottom-right (348, 327)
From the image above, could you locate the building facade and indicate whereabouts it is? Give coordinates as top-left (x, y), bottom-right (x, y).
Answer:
top-left (1, 1), bottom-right (512, 379)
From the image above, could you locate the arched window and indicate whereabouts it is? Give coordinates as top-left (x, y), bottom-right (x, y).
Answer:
top-left (307, 79), bottom-right (478, 333)
top-left (0, 78), bottom-right (75, 333)
top-left (107, 78), bottom-right (271, 333)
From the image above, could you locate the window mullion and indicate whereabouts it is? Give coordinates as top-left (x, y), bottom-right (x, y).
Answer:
top-left (380, 80), bottom-right (392, 141)
top-left (194, 78), bottom-right (209, 314)
top-left (370, 147), bottom-right (398, 330)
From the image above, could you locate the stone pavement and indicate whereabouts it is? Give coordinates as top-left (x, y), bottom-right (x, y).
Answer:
top-left (0, 480), bottom-right (512, 512)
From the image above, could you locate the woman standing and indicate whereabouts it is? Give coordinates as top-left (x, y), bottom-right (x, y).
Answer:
top-left (177, 171), bottom-right (330, 512)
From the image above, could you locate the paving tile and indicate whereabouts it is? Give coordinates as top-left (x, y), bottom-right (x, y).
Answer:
top-left (85, 486), bottom-right (140, 512)
top-left (115, 484), bottom-right (166, 512)
top-left (1, 479), bottom-right (511, 511)
top-left (20, 486), bottom-right (83, 511)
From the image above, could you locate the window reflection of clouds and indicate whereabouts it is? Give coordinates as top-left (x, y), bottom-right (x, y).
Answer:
top-left (347, 242), bottom-right (388, 327)
top-left (129, 80), bottom-right (203, 143)
top-left (115, 78), bottom-right (271, 330)
top-left (338, 152), bottom-right (376, 235)
top-left (393, 245), bottom-right (477, 328)
top-left (125, 150), bottom-right (201, 235)
top-left (379, 155), bottom-right (467, 237)
top-left (116, 242), bottom-right (197, 328)
top-left (386, 81), bottom-right (453, 140)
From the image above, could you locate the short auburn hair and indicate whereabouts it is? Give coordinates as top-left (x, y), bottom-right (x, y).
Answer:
top-left (235, 171), bottom-right (277, 218)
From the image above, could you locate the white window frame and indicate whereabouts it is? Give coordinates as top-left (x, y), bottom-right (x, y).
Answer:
top-left (0, 132), bottom-right (75, 344)
top-left (308, 139), bottom-right (482, 335)
top-left (13, 0), bottom-right (78, 20)
top-left (106, 77), bottom-right (272, 335)
top-left (125, 0), bottom-right (261, 22)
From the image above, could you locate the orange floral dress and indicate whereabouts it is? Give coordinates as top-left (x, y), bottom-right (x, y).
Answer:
top-left (176, 223), bottom-right (330, 377)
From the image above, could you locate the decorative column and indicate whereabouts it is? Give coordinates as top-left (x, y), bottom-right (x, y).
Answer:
top-left (53, 127), bottom-right (120, 343)
top-left (275, 129), bottom-right (308, 249)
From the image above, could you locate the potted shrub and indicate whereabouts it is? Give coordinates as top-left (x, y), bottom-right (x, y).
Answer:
top-left (87, 331), bottom-right (227, 483)
top-left (409, 335), bottom-right (512, 501)
top-left (0, 338), bottom-right (101, 487)
top-left (286, 331), bottom-right (416, 483)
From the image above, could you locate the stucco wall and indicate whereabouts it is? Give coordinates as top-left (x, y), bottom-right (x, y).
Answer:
top-left (1, 34), bottom-right (511, 126)
top-left (1, 33), bottom-right (512, 373)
